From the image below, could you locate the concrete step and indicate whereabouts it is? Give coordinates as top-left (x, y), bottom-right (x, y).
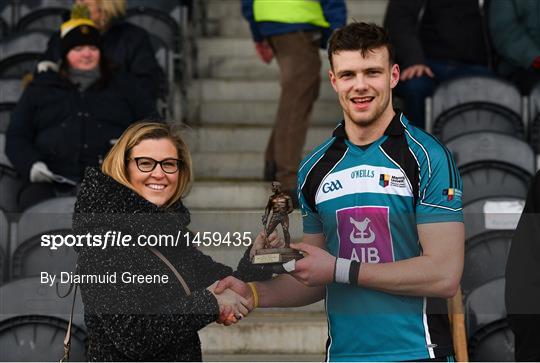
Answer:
top-left (348, 0), bottom-right (389, 20)
top-left (196, 99), bottom-right (342, 125)
top-left (183, 181), bottom-right (270, 210)
top-left (184, 125), bottom-right (333, 153)
top-left (205, 0), bottom-right (244, 20)
top-left (205, 17), bottom-right (252, 38)
top-left (204, 56), bottom-right (331, 80)
top-left (196, 38), bottom-right (331, 77)
top-left (191, 79), bottom-right (337, 102)
top-left (192, 151), bottom-right (262, 179)
top-left (192, 150), bottom-right (321, 179)
top-left (200, 311), bottom-right (328, 355)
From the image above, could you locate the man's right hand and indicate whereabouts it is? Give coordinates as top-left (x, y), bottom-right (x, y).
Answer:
top-left (254, 41), bottom-right (274, 64)
top-left (400, 64), bottom-right (434, 81)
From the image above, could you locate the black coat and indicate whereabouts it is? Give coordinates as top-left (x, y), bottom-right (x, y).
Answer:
top-left (42, 20), bottom-right (163, 101)
top-left (506, 171), bottom-right (540, 361)
top-left (72, 168), bottom-right (270, 361)
top-left (6, 71), bottom-right (157, 182)
top-left (384, 0), bottom-right (492, 69)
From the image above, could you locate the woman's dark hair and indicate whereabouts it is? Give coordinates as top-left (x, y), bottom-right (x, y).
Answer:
top-left (328, 22), bottom-right (395, 69)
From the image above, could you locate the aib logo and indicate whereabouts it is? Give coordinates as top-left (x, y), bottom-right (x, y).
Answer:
top-left (322, 180), bottom-right (343, 193)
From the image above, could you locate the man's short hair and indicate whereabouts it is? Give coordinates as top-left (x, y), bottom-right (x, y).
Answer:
top-left (328, 22), bottom-right (395, 69)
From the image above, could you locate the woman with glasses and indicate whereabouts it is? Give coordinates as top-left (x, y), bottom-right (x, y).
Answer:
top-left (72, 122), bottom-right (275, 361)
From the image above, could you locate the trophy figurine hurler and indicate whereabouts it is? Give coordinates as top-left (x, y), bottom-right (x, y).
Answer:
top-left (252, 182), bottom-right (303, 268)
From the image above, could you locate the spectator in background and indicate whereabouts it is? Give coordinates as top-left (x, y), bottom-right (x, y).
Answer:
top-left (489, 0), bottom-right (540, 95)
top-left (38, 0), bottom-right (163, 102)
top-left (242, 0), bottom-right (346, 205)
top-left (505, 170), bottom-right (540, 361)
top-left (6, 10), bottom-right (157, 211)
top-left (384, 0), bottom-right (493, 129)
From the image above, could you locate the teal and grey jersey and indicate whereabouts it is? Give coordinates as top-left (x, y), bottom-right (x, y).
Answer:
top-left (298, 113), bottom-right (463, 362)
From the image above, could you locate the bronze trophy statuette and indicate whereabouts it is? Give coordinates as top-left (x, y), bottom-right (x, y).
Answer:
top-left (252, 182), bottom-right (303, 271)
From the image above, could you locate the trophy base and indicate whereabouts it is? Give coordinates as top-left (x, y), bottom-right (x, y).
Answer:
top-left (252, 248), bottom-right (303, 272)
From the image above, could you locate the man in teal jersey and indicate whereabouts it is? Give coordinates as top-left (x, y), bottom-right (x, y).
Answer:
top-left (216, 22), bottom-right (464, 362)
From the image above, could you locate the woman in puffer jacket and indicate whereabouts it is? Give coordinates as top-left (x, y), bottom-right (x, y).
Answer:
top-left (72, 121), bottom-right (275, 361)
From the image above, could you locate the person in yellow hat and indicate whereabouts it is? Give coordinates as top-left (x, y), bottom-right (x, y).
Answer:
top-left (6, 7), bottom-right (157, 211)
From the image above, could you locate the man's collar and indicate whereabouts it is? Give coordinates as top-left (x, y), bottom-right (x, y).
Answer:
top-left (332, 111), bottom-right (405, 139)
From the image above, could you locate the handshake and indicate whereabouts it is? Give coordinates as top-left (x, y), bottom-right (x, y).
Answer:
top-left (207, 277), bottom-right (255, 326)
top-left (206, 230), bottom-right (283, 325)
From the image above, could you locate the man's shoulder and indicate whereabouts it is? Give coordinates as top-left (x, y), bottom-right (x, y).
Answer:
top-left (402, 123), bottom-right (454, 168)
top-left (298, 134), bottom-right (337, 181)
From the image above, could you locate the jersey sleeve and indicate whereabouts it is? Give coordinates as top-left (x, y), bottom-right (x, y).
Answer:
top-left (415, 145), bottom-right (464, 224)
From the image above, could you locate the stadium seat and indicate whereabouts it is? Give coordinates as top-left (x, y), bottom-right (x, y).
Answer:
top-left (469, 320), bottom-right (515, 361)
top-left (462, 230), bottom-right (513, 297)
top-left (446, 131), bottom-right (535, 176)
top-left (0, 166), bottom-right (25, 213)
top-left (0, 17), bottom-right (8, 38)
top-left (459, 163), bottom-right (530, 206)
top-left (0, 1), bottom-right (13, 29)
top-left (0, 277), bottom-right (86, 361)
top-left (426, 76), bottom-right (522, 132)
top-left (148, 33), bottom-right (174, 118)
top-left (0, 52), bottom-right (41, 78)
top-left (17, 0), bottom-right (70, 19)
top-left (15, 7), bottom-right (67, 33)
top-left (432, 102), bottom-right (525, 143)
top-left (465, 278), bottom-right (508, 342)
top-left (464, 198), bottom-right (524, 240)
top-left (0, 103), bottom-right (14, 133)
top-left (0, 78), bottom-right (24, 104)
top-left (127, 0), bottom-right (187, 30)
top-left (126, 6), bottom-right (180, 51)
top-left (0, 209), bottom-right (8, 285)
top-left (0, 30), bottom-right (50, 60)
top-left (10, 197), bottom-right (76, 279)
top-left (0, 132), bottom-right (14, 168)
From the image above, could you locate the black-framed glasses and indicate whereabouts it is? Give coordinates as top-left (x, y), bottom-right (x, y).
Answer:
top-left (129, 157), bottom-right (181, 174)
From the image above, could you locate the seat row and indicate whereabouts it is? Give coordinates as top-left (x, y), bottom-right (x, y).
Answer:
top-left (426, 75), bottom-right (537, 361)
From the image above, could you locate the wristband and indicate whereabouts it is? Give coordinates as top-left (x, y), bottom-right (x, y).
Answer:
top-left (349, 260), bottom-right (361, 285)
top-left (247, 282), bottom-right (259, 309)
top-left (335, 258), bottom-right (352, 284)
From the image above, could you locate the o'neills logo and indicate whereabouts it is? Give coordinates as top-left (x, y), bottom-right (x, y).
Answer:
top-left (81, 25), bottom-right (90, 34)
